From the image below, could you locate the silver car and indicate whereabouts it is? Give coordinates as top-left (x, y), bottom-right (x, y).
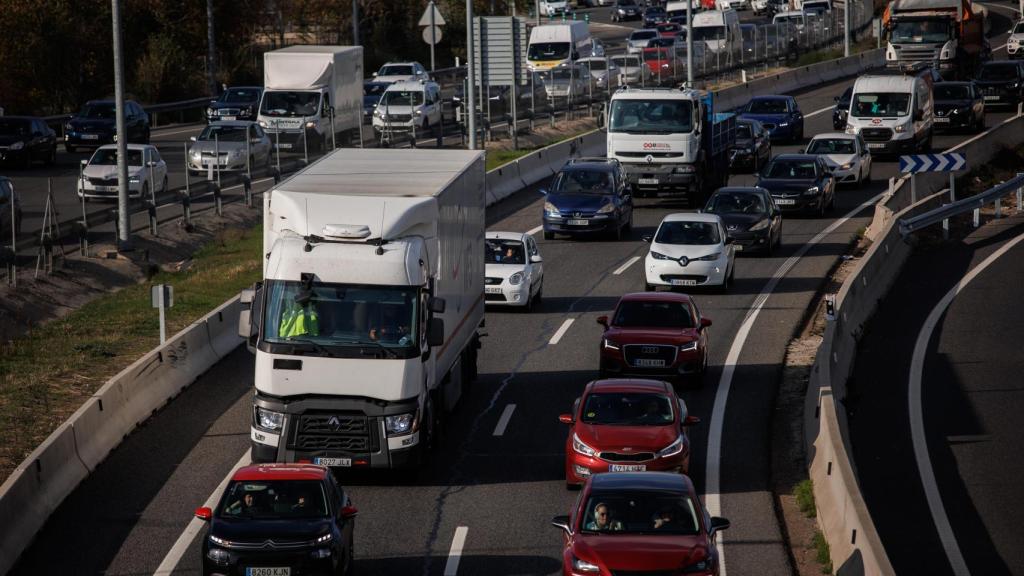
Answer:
top-left (610, 54), bottom-right (653, 86)
top-left (187, 121), bottom-right (272, 175)
top-left (540, 64), bottom-right (590, 102)
top-left (578, 57), bottom-right (621, 91)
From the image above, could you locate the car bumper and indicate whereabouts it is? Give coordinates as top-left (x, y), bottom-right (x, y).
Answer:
top-left (1007, 45), bottom-right (1023, 58)
top-left (485, 283), bottom-right (531, 306)
top-left (764, 124), bottom-right (796, 140)
top-left (188, 156), bottom-right (249, 173)
top-left (543, 213), bottom-right (620, 235)
top-left (644, 257), bottom-right (728, 287)
top-left (599, 349), bottom-right (703, 378)
top-left (78, 182), bottom-right (143, 199)
top-left (729, 229), bottom-right (772, 251)
top-left (0, 148), bottom-right (29, 163)
top-left (932, 114), bottom-right (971, 130)
top-left (566, 451), bottom-right (688, 486)
top-left (979, 92), bottom-right (1021, 107)
top-left (862, 136), bottom-right (916, 155)
top-left (65, 133), bottom-right (114, 147)
top-left (770, 193), bottom-right (824, 212)
top-left (201, 547), bottom-right (340, 576)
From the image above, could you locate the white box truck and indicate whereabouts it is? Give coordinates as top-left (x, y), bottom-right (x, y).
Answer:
top-left (258, 45), bottom-right (363, 152)
top-left (239, 148), bottom-right (486, 470)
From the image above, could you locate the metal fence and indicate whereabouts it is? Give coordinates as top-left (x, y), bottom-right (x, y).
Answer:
top-left (899, 173), bottom-right (1024, 236)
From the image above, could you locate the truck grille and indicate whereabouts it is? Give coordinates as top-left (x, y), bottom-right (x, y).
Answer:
top-left (893, 46), bottom-right (940, 61)
top-left (214, 108), bottom-right (241, 116)
top-left (292, 412), bottom-right (375, 453)
top-left (601, 451), bottom-right (655, 462)
top-left (616, 151), bottom-right (685, 158)
top-left (622, 344), bottom-right (676, 367)
top-left (861, 127), bottom-right (893, 142)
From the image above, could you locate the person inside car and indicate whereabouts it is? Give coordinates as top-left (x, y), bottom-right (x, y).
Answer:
top-left (585, 502), bottom-right (624, 531)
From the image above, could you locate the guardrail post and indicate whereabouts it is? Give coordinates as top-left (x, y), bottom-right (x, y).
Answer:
top-left (181, 191), bottom-right (192, 229)
top-left (211, 181), bottom-right (222, 216)
top-left (273, 167), bottom-right (281, 184)
top-left (215, 133), bottom-right (222, 188)
top-left (275, 130), bottom-right (281, 174)
top-left (147, 200), bottom-right (158, 236)
top-left (184, 143), bottom-right (191, 199)
top-left (973, 208), bottom-right (980, 228)
top-left (76, 220), bottom-right (89, 257)
top-left (910, 173), bottom-right (916, 203)
top-left (111, 208), bottom-right (120, 245)
top-left (3, 247), bottom-right (15, 287)
top-left (995, 197), bottom-right (1001, 219)
top-left (243, 174), bottom-right (253, 208)
top-left (4, 193), bottom-right (15, 285)
top-left (1017, 178), bottom-right (1023, 213)
top-left (246, 131), bottom-right (252, 181)
top-left (302, 127), bottom-right (309, 165)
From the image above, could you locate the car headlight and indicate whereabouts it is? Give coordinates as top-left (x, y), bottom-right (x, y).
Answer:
top-left (375, 109), bottom-right (385, 118)
top-left (191, 150), bottom-right (202, 160)
top-left (385, 413), bottom-right (415, 436)
top-left (893, 124), bottom-right (906, 133)
top-left (255, 406), bottom-right (285, 431)
top-left (207, 107), bottom-right (216, 116)
top-left (229, 149), bottom-right (243, 158)
top-left (9, 141), bottom-right (24, 151)
top-left (682, 557), bottom-right (712, 573)
top-left (572, 433), bottom-right (597, 457)
top-left (206, 547), bottom-right (230, 566)
top-left (845, 125), bottom-right (856, 135)
top-left (305, 121), bottom-right (317, 129)
top-left (679, 340), bottom-right (698, 352)
top-left (839, 162), bottom-right (853, 170)
top-left (315, 533), bottom-right (333, 544)
top-left (596, 202), bottom-right (615, 214)
top-left (696, 252), bottom-right (721, 261)
top-left (650, 251), bottom-right (672, 260)
top-left (658, 435), bottom-right (684, 458)
top-left (258, 120), bottom-right (268, 128)
top-left (603, 338), bottom-right (620, 351)
top-left (508, 272), bottom-right (524, 285)
top-left (749, 218), bottom-right (770, 231)
top-left (543, 201), bottom-right (559, 216)
top-left (805, 186), bottom-right (820, 195)
top-left (778, 122), bottom-right (789, 127)
top-left (65, 123), bottom-right (73, 131)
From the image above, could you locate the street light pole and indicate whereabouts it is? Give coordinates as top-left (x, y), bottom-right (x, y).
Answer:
top-left (467, 0), bottom-right (478, 150)
top-left (111, 0), bottom-right (130, 249)
top-left (844, 0), bottom-right (851, 57)
top-left (686, 0), bottom-right (694, 87)
top-left (206, 0), bottom-right (217, 95)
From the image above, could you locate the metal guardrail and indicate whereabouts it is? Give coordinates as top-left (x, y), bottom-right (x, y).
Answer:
top-left (41, 97), bottom-right (214, 135)
top-left (899, 173), bottom-right (1024, 236)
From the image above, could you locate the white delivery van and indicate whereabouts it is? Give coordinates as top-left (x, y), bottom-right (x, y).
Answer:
top-left (846, 73), bottom-right (934, 155)
top-left (692, 9), bottom-right (741, 52)
top-left (773, 10), bottom-right (806, 31)
top-left (527, 22), bottom-right (593, 71)
top-left (666, 0), bottom-right (702, 19)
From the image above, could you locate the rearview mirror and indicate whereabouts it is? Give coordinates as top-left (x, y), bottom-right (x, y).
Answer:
top-left (427, 317), bottom-right (445, 347)
top-left (428, 296), bottom-right (446, 314)
top-left (641, 235), bottom-right (652, 243)
top-left (709, 516), bottom-right (731, 533)
top-left (559, 413), bottom-right (574, 424)
top-left (596, 315), bottom-right (608, 328)
top-left (684, 415), bottom-right (701, 426)
top-left (551, 515), bottom-right (572, 534)
top-left (194, 507), bottom-right (212, 521)
top-left (539, 188), bottom-right (548, 196)
top-left (80, 159), bottom-right (88, 166)
top-left (340, 505), bottom-right (359, 519)
top-left (189, 136), bottom-right (197, 142)
top-left (700, 317), bottom-right (712, 329)
top-left (530, 254), bottom-right (543, 263)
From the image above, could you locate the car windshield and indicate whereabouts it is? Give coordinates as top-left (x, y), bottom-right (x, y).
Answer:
top-left (262, 281), bottom-right (419, 349)
top-left (851, 92), bottom-right (910, 117)
top-left (979, 64), bottom-right (1019, 81)
top-left (609, 99), bottom-right (693, 134)
top-left (612, 300), bottom-right (694, 328)
top-left (218, 480), bottom-right (328, 519)
top-left (0, 119), bottom-right (29, 136)
top-left (587, 60), bottom-right (607, 71)
top-left (658, 24), bottom-right (680, 33)
top-left (379, 89), bottom-right (424, 107)
top-left (198, 125), bottom-right (247, 142)
top-left (485, 239), bottom-right (526, 265)
top-left (378, 65), bottom-right (414, 76)
top-left (220, 88), bottom-right (260, 103)
top-left (550, 68), bottom-right (578, 81)
top-left (551, 169), bottom-right (614, 194)
top-left (765, 159), bottom-right (818, 179)
top-left (692, 26), bottom-right (726, 41)
top-left (706, 192), bottom-right (767, 214)
top-left (838, 87), bottom-right (852, 107)
top-left (260, 91), bottom-right (320, 117)
top-left (79, 103), bottom-right (116, 119)
top-left (646, 7), bottom-right (666, 15)
top-left (581, 392), bottom-right (674, 426)
top-left (807, 138), bottom-right (855, 154)
top-left (736, 125), bottom-right (753, 139)
top-left (747, 98), bottom-right (788, 114)
top-left (612, 56), bottom-right (640, 68)
top-left (654, 221), bottom-right (721, 245)
top-left (529, 42), bottom-right (571, 61)
top-left (934, 85), bottom-right (970, 100)
top-left (581, 492), bottom-right (701, 535)
top-left (630, 30), bottom-right (658, 41)
top-left (89, 148), bottom-right (143, 166)
top-left (890, 20), bottom-right (951, 44)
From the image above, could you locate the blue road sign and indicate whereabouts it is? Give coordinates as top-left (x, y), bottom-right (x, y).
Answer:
top-left (900, 153), bottom-right (967, 173)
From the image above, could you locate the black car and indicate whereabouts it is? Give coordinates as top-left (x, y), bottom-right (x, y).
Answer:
top-left (206, 86), bottom-right (263, 123)
top-left (542, 157), bottom-right (634, 240)
top-left (643, 6), bottom-right (667, 27)
top-left (729, 118), bottom-right (772, 173)
top-left (610, 0), bottom-right (641, 22)
top-left (755, 154), bottom-right (835, 216)
top-left (197, 464), bottom-right (356, 576)
top-left (933, 81), bottom-right (985, 132)
top-left (0, 177), bottom-right (23, 238)
top-left (363, 81), bottom-right (391, 123)
top-left (974, 60), bottom-right (1024, 108)
top-left (832, 86), bottom-right (852, 130)
top-left (0, 116), bottom-right (57, 168)
top-left (703, 186), bottom-right (782, 254)
top-left (64, 99), bottom-right (150, 153)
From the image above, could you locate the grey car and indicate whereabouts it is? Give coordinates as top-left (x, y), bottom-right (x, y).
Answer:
top-left (187, 121), bottom-right (273, 175)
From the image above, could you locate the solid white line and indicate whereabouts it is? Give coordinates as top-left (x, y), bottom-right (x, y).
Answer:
top-left (704, 191), bottom-right (886, 576)
top-left (613, 256), bottom-right (641, 275)
top-left (993, 43), bottom-right (1007, 53)
top-left (909, 232), bottom-right (1024, 576)
top-left (549, 318), bottom-right (575, 345)
top-left (526, 224), bottom-right (544, 236)
top-left (805, 104), bottom-right (836, 119)
top-left (153, 125), bottom-right (205, 138)
top-left (443, 526), bottom-right (469, 576)
top-left (492, 404), bottom-right (517, 436)
top-left (153, 450), bottom-right (252, 575)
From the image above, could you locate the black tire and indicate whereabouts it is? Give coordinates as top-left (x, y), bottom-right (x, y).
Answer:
top-left (162, 176), bottom-right (168, 194)
top-left (47, 145), bottom-right (57, 166)
top-left (65, 144), bottom-right (75, 154)
top-left (22, 150), bottom-right (32, 170)
top-left (543, 230), bottom-right (555, 240)
top-left (534, 282), bottom-right (543, 307)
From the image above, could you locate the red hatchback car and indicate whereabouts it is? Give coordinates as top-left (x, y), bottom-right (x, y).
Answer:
top-left (561, 378), bottom-right (699, 488)
top-left (551, 472), bottom-right (730, 576)
top-left (597, 292), bottom-right (711, 381)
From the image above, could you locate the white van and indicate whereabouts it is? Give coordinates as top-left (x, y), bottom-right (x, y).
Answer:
top-left (845, 73), bottom-right (934, 155)
top-left (773, 10), bottom-right (806, 32)
top-left (666, 0), bottom-right (702, 19)
top-left (539, 0), bottom-right (568, 16)
top-left (527, 22), bottom-right (593, 72)
top-left (692, 9), bottom-right (741, 52)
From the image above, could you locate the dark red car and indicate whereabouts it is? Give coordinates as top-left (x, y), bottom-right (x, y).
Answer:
top-left (656, 22), bottom-right (682, 37)
top-left (551, 472), bottom-right (730, 575)
top-left (560, 378), bottom-right (699, 488)
top-left (597, 292), bottom-right (711, 381)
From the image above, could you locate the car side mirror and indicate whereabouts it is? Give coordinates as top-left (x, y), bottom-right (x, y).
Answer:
top-left (372, 72), bottom-right (378, 77)
top-left (559, 413), bottom-right (574, 424)
top-left (147, 160), bottom-right (158, 167)
top-left (683, 415), bottom-right (701, 426)
top-left (194, 507), bottom-right (213, 521)
top-left (80, 159), bottom-right (88, 166)
top-left (709, 516), bottom-right (731, 533)
top-left (596, 315), bottom-right (608, 328)
top-left (641, 235), bottom-right (652, 243)
top-left (551, 515), bottom-right (572, 534)
top-left (700, 317), bottom-right (712, 329)
top-left (340, 505), bottom-right (359, 519)
top-left (539, 188), bottom-right (548, 196)
top-left (428, 296), bottom-right (446, 314)
top-left (530, 254), bottom-right (543, 263)
top-left (427, 317), bottom-right (445, 347)
top-left (189, 136), bottom-right (197, 142)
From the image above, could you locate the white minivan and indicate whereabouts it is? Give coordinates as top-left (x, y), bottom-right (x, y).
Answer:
top-left (845, 73), bottom-right (934, 155)
top-left (527, 22), bottom-right (593, 72)
top-left (692, 9), bottom-right (741, 53)
top-left (371, 80), bottom-right (443, 138)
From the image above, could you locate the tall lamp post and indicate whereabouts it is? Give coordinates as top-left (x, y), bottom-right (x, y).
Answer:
top-left (111, 0), bottom-right (130, 249)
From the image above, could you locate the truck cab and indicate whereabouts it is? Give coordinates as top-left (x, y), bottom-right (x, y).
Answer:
top-left (883, 0), bottom-right (987, 79)
top-left (845, 71), bottom-right (934, 155)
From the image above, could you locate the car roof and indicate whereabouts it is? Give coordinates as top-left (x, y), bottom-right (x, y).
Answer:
top-left (750, 94), bottom-right (790, 101)
top-left (224, 85), bottom-right (262, 91)
top-left (587, 378), bottom-right (674, 394)
top-left (771, 153), bottom-right (819, 162)
top-left (589, 471), bottom-right (693, 493)
top-left (560, 160), bottom-right (617, 173)
top-left (387, 80), bottom-right (433, 90)
top-left (662, 212), bottom-right (722, 223)
top-left (96, 143), bottom-right (153, 151)
top-left (486, 230), bottom-right (528, 242)
top-left (809, 132), bottom-right (855, 140)
top-left (618, 291), bottom-right (693, 304)
top-left (231, 463), bottom-right (330, 482)
top-left (712, 186), bottom-right (769, 196)
top-left (382, 61), bottom-right (422, 67)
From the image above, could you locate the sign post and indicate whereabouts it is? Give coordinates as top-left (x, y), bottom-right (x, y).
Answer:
top-left (900, 153), bottom-right (967, 237)
top-left (152, 284), bottom-right (174, 344)
top-left (474, 16), bottom-right (529, 148)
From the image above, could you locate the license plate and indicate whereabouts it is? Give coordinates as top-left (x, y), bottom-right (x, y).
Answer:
top-left (81, 134), bottom-right (99, 140)
top-left (567, 219), bottom-right (588, 226)
top-left (934, 117), bottom-right (950, 123)
top-left (638, 178), bottom-right (659, 185)
top-left (734, 244), bottom-right (743, 251)
top-left (775, 198), bottom-right (796, 205)
top-left (222, 115), bottom-right (236, 121)
top-left (246, 568), bottom-right (291, 576)
top-left (867, 143), bottom-right (886, 149)
top-left (670, 279), bottom-right (696, 286)
top-left (485, 286), bottom-right (503, 294)
top-left (634, 358), bottom-right (666, 367)
top-left (314, 457), bottom-right (351, 467)
top-left (95, 185), bottom-right (117, 192)
top-left (609, 464), bottom-right (647, 472)
top-left (277, 142), bottom-right (293, 149)
top-left (984, 95), bottom-right (1000, 101)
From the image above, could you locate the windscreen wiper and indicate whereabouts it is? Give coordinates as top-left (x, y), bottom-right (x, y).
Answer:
top-left (286, 338), bottom-right (336, 358)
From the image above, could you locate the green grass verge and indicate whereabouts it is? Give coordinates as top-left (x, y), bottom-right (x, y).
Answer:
top-left (485, 126), bottom-right (599, 171)
top-left (0, 227), bottom-right (263, 480)
top-left (813, 530), bottom-right (834, 574)
top-left (794, 37), bottom-right (877, 68)
top-left (795, 478), bottom-right (817, 518)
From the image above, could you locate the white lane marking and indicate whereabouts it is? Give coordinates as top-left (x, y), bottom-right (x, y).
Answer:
top-left (549, 318), bottom-right (575, 345)
top-left (805, 104), bottom-right (836, 118)
top-left (492, 404), bottom-right (517, 436)
top-left (909, 232), bottom-right (1024, 576)
top-left (153, 450), bottom-right (251, 575)
top-left (443, 526), bottom-right (469, 576)
top-left (704, 191), bottom-right (886, 576)
top-left (526, 224), bottom-right (544, 236)
top-left (946, 111), bottom-right (1019, 152)
top-left (993, 42), bottom-right (1007, 53)
top-left (152, 125), bottom-right (205, 138)
top-left (613, 256), bottom-right (641, 275)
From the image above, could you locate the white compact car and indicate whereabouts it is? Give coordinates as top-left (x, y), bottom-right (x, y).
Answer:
top-left (484, 231), bottom-right (544, 308)
top-left (78, 144), bottom-right (168, 200)
top-left (372, 80), bottom-right (443, 138)
top-left (643, 213), bottom-right (736, 291)
top-left (804, 132), bottom-right (872, 186)
top-left (1008, 19), bottom-right (1024, 59)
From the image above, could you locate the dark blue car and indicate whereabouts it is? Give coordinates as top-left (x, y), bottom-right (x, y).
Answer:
top-left (64, 99), bottom-right (150, 153)
top-left (755, 154), bottom-right (835, 216)
top-left (542, 158), bottom-right (634, 241)
top-left (739, 95), bottom-right (804, 143)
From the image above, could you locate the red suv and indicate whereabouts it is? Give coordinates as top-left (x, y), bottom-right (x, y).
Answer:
top-left (597, 292), bottom-right (711, 381)
top-left (551, 472), bottom-right (730, 576)
top-left (560, 378), bottom-right (700, 488)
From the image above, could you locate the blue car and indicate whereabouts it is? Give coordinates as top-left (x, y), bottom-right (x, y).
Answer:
top-left (542, 158), bottom-right (634, 241)
top-left (755, 154), bottom-right (835, 217)
top-left (739, 95), bottom-right (804, 143)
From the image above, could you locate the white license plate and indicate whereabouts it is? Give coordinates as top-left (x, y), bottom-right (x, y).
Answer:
top-left (734, 244), bottom-right (743, 251)
top-left (867, 143), bottom-right (886, 149)
top-left (775, 198), bottom-right (796, 205)
top-left (277, 142), bottom-right (293, 149)
top-left (609, 464), bottom-right (647, 472)
top-left (567, 219), bottom-right (588, 226)
top-left (984, 95), bottom-right (1000, 101)
top-left (94, 185), bottom-right (117, 192)
top-left (314, 457), bottom-right (351, 467)
top-left (638, 178), bottom-right (659, 185)
top-left (670, 279), bottom-right (696, 286)
top-left (221, 115), bottom-right (236, 121)
top-left (246, 569), bottom-right (290, 576)
top-left (81, 134), bottom-right (99, 140)
top-left (934, 117), bottom-right (950, 123)
top-left (634, 358), bottom-right (666, 367)
top-left (485, 286), bottom-right (503, 294)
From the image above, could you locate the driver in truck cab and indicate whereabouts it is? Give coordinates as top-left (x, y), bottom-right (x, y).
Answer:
top-left (279, 298), bottom-right (320, 338)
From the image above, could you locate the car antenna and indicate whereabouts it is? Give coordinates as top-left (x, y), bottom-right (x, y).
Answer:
top-left (375, 201), bottom-right (387, 255)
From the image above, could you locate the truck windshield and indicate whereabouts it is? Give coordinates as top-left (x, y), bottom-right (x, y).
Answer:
top-left (262, 281), bottom-right (419, 350)
top-left (260, 91), bottom-right (320, 117)
top-left (528, 42), bottom-right (571, 61)
top-left (609, 99), bottom-right (693, 133)
top-left (379, 90), bottom-right (424, 107)
top-left (890, 20), bottom-right (951, 44)
top-left (692, 26), bottom-right (726, 41)
top-left (851, 92), bottom-right (910, 117)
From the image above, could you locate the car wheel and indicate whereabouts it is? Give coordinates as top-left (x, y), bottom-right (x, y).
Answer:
top-left (65, 144), bottom-right (75, 154)
top-left (534, 281), bottom-right (543, 307)
top-left (47, 146), bottom-right (57, 166)
top-left (543, 230), bottom-right (554, 240)
top-left (162, 176), bottom-right (168, 193)
top-left (22, 150), bottom-right (32, 170)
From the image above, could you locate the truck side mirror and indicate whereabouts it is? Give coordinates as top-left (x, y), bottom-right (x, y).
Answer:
top-left (427, 317), bottom-right (445, 347)
top-left (913, 109), bottom-right (924, 122)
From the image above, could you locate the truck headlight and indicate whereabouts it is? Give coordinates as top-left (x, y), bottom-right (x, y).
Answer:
top-left (305, 121), bottom-right (316, 129)
top-left (893, 124), bottom-right (906, 133)
top-left (845, 125), bottom-right (856, 135)
top-left (385, 413), bottom-right (415, 436)
top-left (255, 406), bottom-right (285, 431)
top-left (258, 120), bottom-right (268, 128)
top-left (572, 433), bottom-right (597, 457)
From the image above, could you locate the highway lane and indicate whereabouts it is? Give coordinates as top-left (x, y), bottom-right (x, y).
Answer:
top-left (848, 215), bottom-right (1024, 576)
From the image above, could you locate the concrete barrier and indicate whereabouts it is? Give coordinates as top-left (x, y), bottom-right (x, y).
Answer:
top-left (207, 297), bottom-right (244, 359)
top-left (485, 162), bottom-right (527, 206)
top-left (516, 146), bottom-right (556, 188)
top-left (0, 469), bottom-right (46, 575)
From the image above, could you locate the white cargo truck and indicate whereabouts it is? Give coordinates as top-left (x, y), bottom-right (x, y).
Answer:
top-left (239, 148), bottom-right (486, 470)
top-left (258, 46), bottom-right (363, 153)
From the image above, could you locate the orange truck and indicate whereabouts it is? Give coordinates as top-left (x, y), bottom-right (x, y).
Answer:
top-left (883, 0), bottom-right (989, 79)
